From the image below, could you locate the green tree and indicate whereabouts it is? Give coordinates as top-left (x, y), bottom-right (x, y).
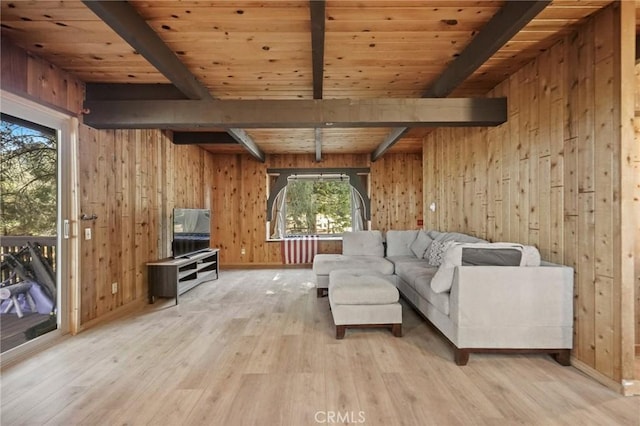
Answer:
top-left (314, 181), bottom-right (351, 233)
top-left (285, 180), bottom-right (316, 234)
top-left (0, 117), bottom-right (57, 236)
top-left (284, 178), bottom-right (352, 235)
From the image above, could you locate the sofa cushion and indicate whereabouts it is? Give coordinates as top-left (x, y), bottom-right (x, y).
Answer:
top-left (410, 230), bottom-right (433, 258)
top-left (430, 242), bottom-right (542, 294)
top-left (393, 260), bottom-right (437, 289)
top-left (461, 247), bottom-right (522, 266)
top-left (412, 274), bottom-right (450, 316)
top-left (521, 245), bottom-right (542, 266)
top-left (313, 254), bottom-right (395, 276)
top-left (386, 255), bottom-right (425, 266)
top-left (427, 230), bottom-right (487, 244)
top-left (385, 230), bottom-right (419, 257)
top-left (342, 231), bottom-right (384, 257)
top-left (329, 270), bottom-right (398, 305)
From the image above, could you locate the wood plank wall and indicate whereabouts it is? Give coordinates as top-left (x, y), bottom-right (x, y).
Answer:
top-left (1, 37), bottom-right (83, 116)
top-left (635, 63), bottom-right (640, 351)
top-left (77, 127), bottom-right (209, 323)
top-left (208, 153), bottom-right (423, 266)
top-left (1, 39), bottom-right (213, 325)
top-left (423, 3), bottom-right (637, 383)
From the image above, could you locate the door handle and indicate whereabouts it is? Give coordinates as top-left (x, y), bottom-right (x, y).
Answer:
top-left (63, 220), bottom-right (70, 239)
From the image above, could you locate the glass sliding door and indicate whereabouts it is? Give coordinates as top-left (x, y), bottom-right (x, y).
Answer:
top-left (0, 91), bottom-right (78, 357)
top-left (0, 114), bottom-right (59, 352)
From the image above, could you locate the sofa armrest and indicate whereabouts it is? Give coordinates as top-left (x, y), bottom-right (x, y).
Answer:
top-left (449, 265), bottom-right (574, 329)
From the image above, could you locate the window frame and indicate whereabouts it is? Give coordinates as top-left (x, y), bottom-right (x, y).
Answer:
top-left (265, 168), bottom-right (370, 241)
top-left (0, 90), bottom-right (80, 364)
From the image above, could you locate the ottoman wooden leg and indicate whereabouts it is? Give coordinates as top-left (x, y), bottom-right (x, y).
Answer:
top-left (391, 323), bottom-right (402, 337)
top-left (336, 325), bottom-right (346, 339)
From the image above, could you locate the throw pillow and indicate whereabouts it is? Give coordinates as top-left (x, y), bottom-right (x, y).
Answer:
top-left (430, 242), bottom-right (529, 294)
top-left (342, 231), bottom-right (384, 257)
top-left (461, 247), bottom-right (522, 266)
top-left (410, 230), bottom-right (433, 258)
top-left (521, 245), bottom-right (541, 266)
top-left (425, 240), bottom-right (452, 266)
top-left (385, 230), bottom-right (419, 257)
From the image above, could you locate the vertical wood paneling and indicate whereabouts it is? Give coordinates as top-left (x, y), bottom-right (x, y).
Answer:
top-left (0, 38), bottom-right (83, 115)
top-left (371, 153), bottom-right (422, 232)
top-left (423, 132), bottom-right (438, 230)
top-left (577, 20), bottom-right (596, 195)
top-left (421, 3), bottom-right (636, 383)
top-left (577, 191), bottom-right (596, 366)
top-left (0, 38), bottom-right (28, 94)
top-left (617, 0), bottom-right (638, 379)
top-left (634, 63), bottom-right (640, 351)
top-left (207, 153), bottom-right (421, 266)
top-left (72, 124), bottom-right (211, 324)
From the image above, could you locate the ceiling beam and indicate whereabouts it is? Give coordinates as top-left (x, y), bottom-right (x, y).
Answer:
top-left (173, 132), bottom-right (238, 145)
top-left (315, 128), bottom-right (322, 162)
top-left (225, 128), bottom-right (266, 162)
top-left (82, 0), bottom-right (265, 162)
top-left (83, 97), bottom-right (507, 129)
top-left (310, 0), bottom-right (326, 100)
top-left (86, 83), bottom-right (188, 100)
top-left (310, 0), bottom-right (326, 162)
top-left (371, 0), bottom-right (551, 161)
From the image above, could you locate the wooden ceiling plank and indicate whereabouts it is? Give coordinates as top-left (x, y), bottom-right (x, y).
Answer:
top-left (144, 20), bottom-right (311, 32)
top-left (325, 20), bottom-right (489, 32)
top-left (371, 0), bottom-right (551, 161)
top-left (82, 0), bottom-right (265, 162)
top-left (82, 97), bottom-right (507, 129)
top-left (81, 0), bottom-right (213, 101)
top-left (135, 6), bottom-right (311, 21)
top-left (327, 1), bottom-right (502, 6)
top-left (325, 7), bottom-right (500, 22)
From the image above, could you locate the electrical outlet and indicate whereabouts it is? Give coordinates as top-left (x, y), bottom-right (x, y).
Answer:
top-left (84, 228), bottom-right (92, 240)
top-left (111, 282), bottom-right (118, 294)
top-left (241, 248), bottom-right (246, 255)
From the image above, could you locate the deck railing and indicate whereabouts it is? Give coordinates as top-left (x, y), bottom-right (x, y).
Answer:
top-left (0, 236), bottom-right (57, 284)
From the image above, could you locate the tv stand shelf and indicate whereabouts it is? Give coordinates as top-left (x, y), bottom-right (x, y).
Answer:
top-left (147, 248), bottom-right (219, 304)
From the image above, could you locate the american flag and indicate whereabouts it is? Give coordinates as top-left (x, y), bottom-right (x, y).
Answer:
top-left (281, 236), bottom-right (319, 264)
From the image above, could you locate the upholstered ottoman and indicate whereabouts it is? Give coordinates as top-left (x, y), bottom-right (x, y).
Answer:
top-left (328, 270), bottom-right (402, 339)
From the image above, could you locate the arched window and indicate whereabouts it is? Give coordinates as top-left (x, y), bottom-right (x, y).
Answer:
top-left (266, 168), bottom-right (370, 240)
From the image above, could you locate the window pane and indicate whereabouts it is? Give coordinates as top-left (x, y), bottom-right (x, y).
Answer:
top-left (1, 114), bottom-right (57, 236)
top-left (285, 179), bottom-right (352, 236)
top-left (0, 114), bottom-right (58, 352)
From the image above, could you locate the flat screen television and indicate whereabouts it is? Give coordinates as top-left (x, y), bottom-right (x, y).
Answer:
top-left (172, 208), bottom-right (211, 258)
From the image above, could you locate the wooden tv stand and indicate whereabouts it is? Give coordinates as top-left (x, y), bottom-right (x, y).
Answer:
top-left (147, 248), bottom-right (219, 304)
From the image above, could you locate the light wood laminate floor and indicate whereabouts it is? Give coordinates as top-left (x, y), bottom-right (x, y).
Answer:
top-left (1, 269), bottom-right (638, 425)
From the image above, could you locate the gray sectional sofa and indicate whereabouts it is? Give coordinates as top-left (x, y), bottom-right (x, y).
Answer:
top-left (313, 229), bottom-right (574, 365)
